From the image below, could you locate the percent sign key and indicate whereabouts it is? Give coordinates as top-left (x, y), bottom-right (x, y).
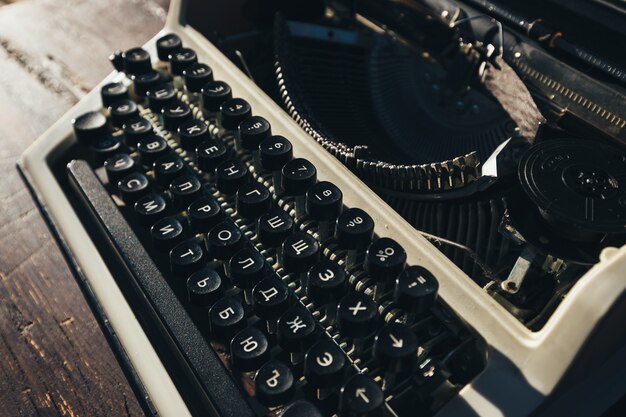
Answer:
top-left (365, 237), bottom-right (407, 282)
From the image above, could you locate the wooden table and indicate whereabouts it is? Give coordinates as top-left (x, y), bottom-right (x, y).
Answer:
top-left (2, 1), bottom-right (625, 416)
top-left (0, 0), bottom-right (168, 415)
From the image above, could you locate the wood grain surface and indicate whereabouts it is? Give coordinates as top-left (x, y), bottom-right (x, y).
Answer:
top-left (0, 0), bottom-right (168, 416)
top-left (2, 1), bottom-right (624, 417)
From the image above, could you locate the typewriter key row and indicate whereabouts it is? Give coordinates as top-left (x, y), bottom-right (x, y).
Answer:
top-left (67, 33), bottom-right (481, 417)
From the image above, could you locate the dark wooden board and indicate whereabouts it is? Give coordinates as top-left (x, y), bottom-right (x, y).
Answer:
top-left (0, 0), bottom-right (169, 415)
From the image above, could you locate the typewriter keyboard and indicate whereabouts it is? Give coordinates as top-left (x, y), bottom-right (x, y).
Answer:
top-left (61, 34), bottom-right (485, 417)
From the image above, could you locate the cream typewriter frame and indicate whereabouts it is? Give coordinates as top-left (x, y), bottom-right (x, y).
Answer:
top-left (18, 1), bottom-right (626, 416)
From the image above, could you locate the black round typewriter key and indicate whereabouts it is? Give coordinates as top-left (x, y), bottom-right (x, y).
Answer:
top-left (238, 116), bottom-right (271, 151)
top-left (150, 216), bottom-right (185, 251)
top-left (123, 47), bottom-right (152, 76)
top-left (230, 327), bottom-right (270, 372)
top-left (205, 220), bottom-right (244, 261)
top-left (282, 158), bottom-right (317, 216)
top-left (414, 357), bottom-right (448, 397)
top-left (196, 140), bottom-right (229, 173)
top-left (134, 193), bottom-right (169, 226)
top-left (133, 70), bottom-right (162, 97)
top-left (281, 158), bottom-right (317, 196)
top-left (252, 277), bottom-right (293, 320)
top-left (337, 292), bottom-right (378, 339)
top-left (336, 208), bottom-right (375, 250)
top-left (220, 98), bottom-right (252, 130)
top-left (170, 239), bottom-right (205, 277)
top-left (105, 153), bottom-right (135, 184)
top-left (179, 119), bottom-right (209, 151)
top-left (277, 304), bottom-right (318, 353)
top-left (373, 323), bottom-right (418, 374)
top-left (109, 50), bottom-right (125, 72)
top-left (394, 266), bottom-right (438, 316)
top-left (73, 111), bottom-right (109, 145)
top-left (209, 296), bottom-right (246, 339)
top-left (281, 232), bottom-right (319, 274)
top-left (306, 181), bottom-right (343, 221)
top-left (255, 360), bottom-right (295, 407)
top-left (90, 135), bottom-right (122, 164)
top-left (101, 82), bottom-right (128, 107)
top-left (170, 48), bottom-right (197, 76)
top-left (154, 153), bottom-right (186, 187)
top-left (188, 196), bottom-right (224, 232)
top-left (307, 260), bottom-right (347, 305)
top-left (156, 33), bottom-right (182, 61)
top-left (201, 80), bottom-right (232, 113)
top-left (123, 116), bottom-right (153, 148)
top-left (215, 159), bottom-right (250, 195)
top-left (187, 267), bottom-right (222, 307)
top-left (282, 401), bottom-right (323, 417)
top-left (339, 374), bottom-right (384, 417)
top-left (118, 172), bottom-right (150, 204)
top-left (259, 136), bottom-right (293, 172)
top-left (236, 182), bottom-right (271, 219)
top-left (109, 98), bottom-right (139, 127)
top-left (162, 100), bottom-right (192, 131)
top-left (228, 248), bottom-right (267, 290)
top-left (169, 174), bottom-right (203, 208)
top-left (183, 63), bottom-right (213, 93)
top-left (304, 339), bottom-right (347, 388)
top-left (257, 209), bottom-right (294, 247)
top-left (365, 238), bottom-right (406, 283)
top-left (137, 135), bottom-right (169, 166)
top-left (146, 83), bottom-right (176, 113)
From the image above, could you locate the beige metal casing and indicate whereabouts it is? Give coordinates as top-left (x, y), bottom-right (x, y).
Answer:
top-left (18, 1), bottom-right (626, 415)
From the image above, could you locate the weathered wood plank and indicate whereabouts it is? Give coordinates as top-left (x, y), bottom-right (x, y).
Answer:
top-left (0, 1), bottom-right (20, 8)
top-left (0, 0), bottom-right (169, 415)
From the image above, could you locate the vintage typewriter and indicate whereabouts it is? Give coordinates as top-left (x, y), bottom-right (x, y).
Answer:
top-left (18, 0), bottom-right (626, 416)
